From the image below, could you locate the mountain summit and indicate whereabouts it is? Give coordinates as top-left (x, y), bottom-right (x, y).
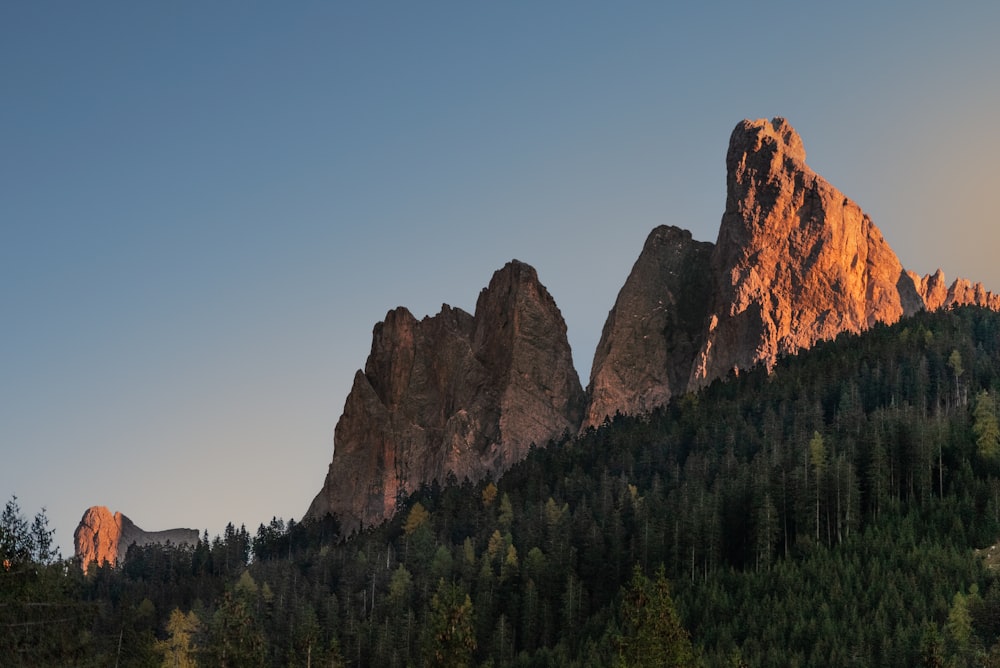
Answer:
top-left (584, 117), bottom-right (999, 427)
top-left (312, 118), bottom-right (1000, 526)
top-left (307, 261), bottom-right (585, 532)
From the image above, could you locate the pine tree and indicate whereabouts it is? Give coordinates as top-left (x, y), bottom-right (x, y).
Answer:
top-left (974, 390), bottom-right (1000, 461)
top-left (614, 565), bottom-right (695, 668)
top-left (421, 579), bottom-right (476, 668)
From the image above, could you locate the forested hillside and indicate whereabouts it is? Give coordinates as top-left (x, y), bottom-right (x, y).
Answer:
top-left (8, 307), bottom-right (1000, 666)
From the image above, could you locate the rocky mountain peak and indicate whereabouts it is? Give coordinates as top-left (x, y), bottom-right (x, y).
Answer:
top-left (690, 117), bottom-right (918, 386)
top-left (584, 117), bottom-right (1000, 425)
top-left (312, 117), bottom-right (1000, 532)
top-left (584, 226), bottom-right (714, 428)
top-left (73, 506), bottom-right (199, 572)
top-left (307, 260), bottom-right (584, 532)
top-left (730, 117), bottom-right (806, 166)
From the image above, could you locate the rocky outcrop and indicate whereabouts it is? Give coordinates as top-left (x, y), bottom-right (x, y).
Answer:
top-left (307, 260), bottom-right (585, 532)
top-left (586, 117), bottom-right (1000, 423)
top-left (584, 226), bottom-right (713, 427)
top-left (904, 269), bottom-right (1000, 312)
top-left (73, 506), bottom-right (199, 572)
top-left (689, 117), bottom-right (921, 386)
top-left (312, 117), bottom-right (1000, 530)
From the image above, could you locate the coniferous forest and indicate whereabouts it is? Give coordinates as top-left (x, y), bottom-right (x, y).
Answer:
top-left (9, 307), bottom-right (1000, 666)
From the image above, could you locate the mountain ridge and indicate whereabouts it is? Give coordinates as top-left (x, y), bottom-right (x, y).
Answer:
top-left (300, 117), bottom-right (1000, 529)
top-left (584, 117), bottom-right (999, 426)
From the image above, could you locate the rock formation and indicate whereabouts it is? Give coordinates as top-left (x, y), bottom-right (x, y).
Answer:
top-left (689, 117), bottom-right (923, 387)
top-left (584, 117), bottom-right (1000, 426)
top-left (73, 506), bottom-right (199, 572)
top-left (585, 226), bottom-right (713, 427)
top-left (314, 117), bottom-right (1000, 520)
top-left (307, 260), bottom-right (585, 532)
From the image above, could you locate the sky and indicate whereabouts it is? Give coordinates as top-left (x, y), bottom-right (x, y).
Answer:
top-left (3, 2), bottom-right (999, 559)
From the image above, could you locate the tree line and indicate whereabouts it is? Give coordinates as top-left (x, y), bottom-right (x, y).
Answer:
top-left (7, 306), bottom-right (1000, 665)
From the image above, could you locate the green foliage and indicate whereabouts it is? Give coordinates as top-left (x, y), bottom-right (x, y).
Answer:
top-left (945, 590), bottom-right (973, 658)
top-left (0, 498), bottom-right (93, 666)
top-left (1, 496), bottom-right (60, 567)
top-left (975, 390), bottom-right (1000, 461)
top-left (614, 565), bottom-right (695, 667)
top-left (205, 588), bottom-right (266, 667)
top-left (422, 579), bottom-right (477, 667)
top-left (20, 307), bottom-right (1000, 666)
top-left (404, 501), bottom-right (430, 535)
top-left (920, 622), bottom-right (945, 668)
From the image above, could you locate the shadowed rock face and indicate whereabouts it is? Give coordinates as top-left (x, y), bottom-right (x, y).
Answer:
top-left (73, 506), bottom-right (199, 572)
top-left (307, 260), bottom-right (585, 532)
top-left (584, 226), bottom-right (714, 428)
top-left (585, 117), bottom-right (1000, 423)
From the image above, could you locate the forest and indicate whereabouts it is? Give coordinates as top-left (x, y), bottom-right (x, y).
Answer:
top-left (7, 306), bottom-right (1000, 666)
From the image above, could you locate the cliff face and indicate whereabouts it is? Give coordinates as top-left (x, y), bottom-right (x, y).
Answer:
top-left (73, 506), bottom-right (199, 572)
top-left (311, 117), bottom-right (1000, 532)
top-left (689, 117), bottom-right (921, 387)
top-left (307, 260), bottom-right (584, 532)
top-left (585, 117), bottom-right (1000, 423)
top-left (584, 226), bottom-right (714, 428)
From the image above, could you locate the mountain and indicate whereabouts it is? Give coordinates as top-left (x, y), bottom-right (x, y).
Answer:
top-left (312, 117), bottom-right (999, 525)
top-left (585, 226), bottom-right (713, 428)
top-left (306, 260), bottom-right (585, 531)
top-left (73, 506), bottom-right (199, 572)
top-left (584, 117), bottom-right (999, 426)
top-left (43, 306), bottom-right (1000, 666)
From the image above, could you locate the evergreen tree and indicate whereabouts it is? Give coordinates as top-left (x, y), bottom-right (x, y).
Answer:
top-left (974, 390), bottom-right (1000, 461)
top-left (421, 579), bottom-right (476, 668)
top-left (614, 565), bottom-right (695, 668)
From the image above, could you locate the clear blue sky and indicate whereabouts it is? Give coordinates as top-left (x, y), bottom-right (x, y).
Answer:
top-left (3, 2), bottom-right (998, 558)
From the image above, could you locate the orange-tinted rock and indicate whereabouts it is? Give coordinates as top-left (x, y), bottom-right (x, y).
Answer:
top-left (315, 117), bottom-right (1000, 530)
top-left (946, 277), bottom-right (1000, 310)
top-left (586, 117), bottom-right (1000, 424)
top-left (907, 269), bottom-right (1000, 311)
top-left (689, 117), bottom-right (922, 387)
top-left (307, 260), bottom-right (585, 532)
top-left (73, 506), bottom-right (199, 572)
top-left (907, 269), bottom-right (949, 311)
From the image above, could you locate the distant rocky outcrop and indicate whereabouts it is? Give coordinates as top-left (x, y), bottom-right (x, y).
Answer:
top-left (584, 117), bottom-right (1000, 426)
top-left (307, 260), bottom-right (585, 532)
top-left (73, 506), bottom-right (199, 572)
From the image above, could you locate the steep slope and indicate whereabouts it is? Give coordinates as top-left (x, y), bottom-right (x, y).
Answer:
top-left (73, 506), bottom-right (199, 572)
top-left (307, 260), bottom-right (584, 531)
top-left (314, 117), bottom-right (1000, 528)
top-left (689, 117), bottom-right (921, 386)
top-left (586, 117), bottom-right (1000, 423)
top-left (584, 226), bottom-right (714, 428)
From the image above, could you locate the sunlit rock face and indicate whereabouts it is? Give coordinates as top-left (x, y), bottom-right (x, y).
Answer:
top-left (307, 260), bottom-right (585, 533)
top-left (903, 269), bottom-right (1000, 312)
top-left (689, 117), bottom-right (920, 387)
top-left (313, 117), bottom-right (1000, 530)
top-left (73, 506), bottom-right (199, 572)
top-left (585, 117), bottom-right (1000, 424)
